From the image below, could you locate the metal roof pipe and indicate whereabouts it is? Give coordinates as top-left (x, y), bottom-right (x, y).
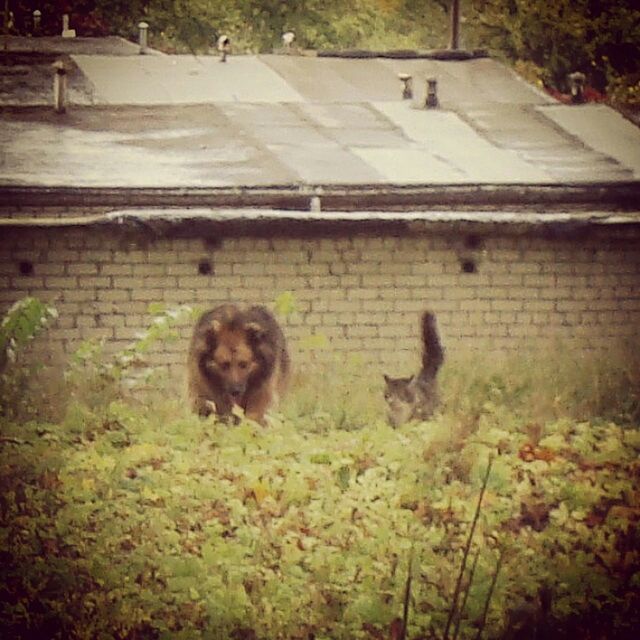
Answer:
top-left (425, 77), bottom-right (438, 109)
top-left (449, 0), bottom-right (460, 50)
top-left (52, 60), bottom-right (67, 114)
top-left (138, 21), bottom-right (149, 55)
top-left (61, 13), bottom-right (75, 38)
top-left (282, 31), bottom-right (295, 50)
top-left (33, 9), bottom-right (42, 35)
top-left (399, 73), bottom-right (413, 100)
top-left (569, 72), bottom-right (586, 104)
top-left (218, 35), bottom-right (230, 62)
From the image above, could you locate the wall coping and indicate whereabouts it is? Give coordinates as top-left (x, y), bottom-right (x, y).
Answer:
top-left (2, 207), bottom-right (639, 238)
top-left (1, 182), bottom-right (640, 211)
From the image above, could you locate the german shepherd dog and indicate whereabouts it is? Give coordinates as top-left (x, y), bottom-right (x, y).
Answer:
top-left (383, 311), bottom-right (444, 427)
top-left (188, 304), bottom-right (290, 425)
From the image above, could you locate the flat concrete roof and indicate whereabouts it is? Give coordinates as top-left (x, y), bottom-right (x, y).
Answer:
top-left (0, 38), bottom-right (639, 192)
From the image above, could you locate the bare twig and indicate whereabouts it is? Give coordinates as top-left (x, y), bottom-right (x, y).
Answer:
top-left (443, 456), bottom-right (494, 640)
top-left (452, 548), bottom-right (481, 640)
top-left (400, 549), bottom-right (413, 640)
top-left (474, 548), bottom-right (504, 640)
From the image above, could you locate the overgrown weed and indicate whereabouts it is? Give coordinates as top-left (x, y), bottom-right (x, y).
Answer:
top-left (63, 303), bottom-right (196, 412)
top-left (282, 353), bottom-right (386, 433)
top-left (0, 297), bottom-right (58, 421)
top-left (441, 341), bottom-right (640, 427)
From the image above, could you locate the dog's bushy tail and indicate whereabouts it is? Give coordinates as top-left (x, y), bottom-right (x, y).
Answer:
top-left (420, 311), bottom-right (444, 380)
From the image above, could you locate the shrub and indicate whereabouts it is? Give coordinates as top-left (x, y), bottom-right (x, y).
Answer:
top-left (0, 297), bottom-right (57, 419)
top-left (64, 303), bottom-right (195, 412)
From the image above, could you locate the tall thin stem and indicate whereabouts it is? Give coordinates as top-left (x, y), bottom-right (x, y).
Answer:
top-left (443, 456), bottom-right (493, 640)
top-left (400, 549), bottom-right (413, 640)
top-left (452, 548), bottom-right (481, 640)
top-left (474, 548), bottom-right (504, 640)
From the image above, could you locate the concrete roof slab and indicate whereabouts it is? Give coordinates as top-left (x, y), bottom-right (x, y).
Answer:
top-left (0, 121), bottom-right (214, 186)
top-left (261, 55), bottom-right (399, 102)
top-left (3, 35), bottom-right (145, 56)
top-left (218, 103), bottom-right (308, 127)
top-left (72, 55), bottom-right (306, 104)
top-left (296, 102), bottom-right (397, 129)
top-left (267, 144), bottom-right (382, 183)
top-left (0, 106), bottom-right (298, 187)
top-left (351, 147), bottom-right (465, 183)
top-left (245, 124), bottom-right (337, 147)
top-left (539, 104), bottom-right (640, 178)
top-left (458, 103), bottom-right (634, 182)
top-left (372, 103), bottom-right (553, 183)
top-left (331, 127), bottom-right (411, 148)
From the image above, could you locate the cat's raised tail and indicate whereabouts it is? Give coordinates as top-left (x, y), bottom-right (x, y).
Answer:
top-left (421, 311), bottom-right (444, 381)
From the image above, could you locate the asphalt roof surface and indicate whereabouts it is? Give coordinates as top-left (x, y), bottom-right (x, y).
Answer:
top-left (1, 37), bottom-right (639, 189)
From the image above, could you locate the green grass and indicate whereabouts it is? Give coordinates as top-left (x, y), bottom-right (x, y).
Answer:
top-left (1, 350), bottom-right (639, 639)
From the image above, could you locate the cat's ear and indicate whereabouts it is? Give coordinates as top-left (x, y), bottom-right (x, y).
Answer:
top-left (407, 375), bottom-right (415, 384)
top-left (383, 374), bottom-right (390, 384)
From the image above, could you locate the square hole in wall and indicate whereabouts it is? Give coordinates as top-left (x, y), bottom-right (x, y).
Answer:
top-left (18, 260), bottom-right (35, 276)
top-left (198, 259), bottom-right (213, 275)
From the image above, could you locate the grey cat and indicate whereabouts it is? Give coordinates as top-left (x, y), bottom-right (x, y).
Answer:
top-left (383, 311), bottom-right (444, 427)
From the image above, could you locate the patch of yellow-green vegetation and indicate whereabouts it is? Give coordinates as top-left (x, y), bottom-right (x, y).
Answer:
top-left (440, 344), bottom-right (640, 426)
top-left (2, 389), bottom-right (639, 639)
top-left (2, 299), bottom-right (639, 638)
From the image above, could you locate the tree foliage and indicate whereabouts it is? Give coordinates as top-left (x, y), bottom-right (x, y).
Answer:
top-left (6, 1), bottom-right (453, 51)
top-left (473, 0), bottom-right (640, 96)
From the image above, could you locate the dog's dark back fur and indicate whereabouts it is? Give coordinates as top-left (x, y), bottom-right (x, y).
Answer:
top-left (187, 304), bottom-right (290, 424)
top-left (384, 311), bottom-right (444, 427)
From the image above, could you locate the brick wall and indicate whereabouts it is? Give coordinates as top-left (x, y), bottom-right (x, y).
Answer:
top-left (1, 224), bottom-right (639, 380)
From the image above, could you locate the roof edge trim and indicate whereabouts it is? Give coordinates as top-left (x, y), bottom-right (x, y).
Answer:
top-left (2, 208), bottom-right (639, 235)
top-left (1, 182), bottom-right (639, 211)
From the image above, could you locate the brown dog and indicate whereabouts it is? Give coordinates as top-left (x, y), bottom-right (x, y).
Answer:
top-left (187, 304), bottom-right (290, 424)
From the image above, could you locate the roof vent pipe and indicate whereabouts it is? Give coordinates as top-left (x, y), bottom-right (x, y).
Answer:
top-left (568, 72), bottom-right (586, 104)
top-left (449, 0), bottom-right (460, 50)
top-left (218, 35), bottom-right (230, 62)
top-left (61, 13), bottom-right (75, 38)
top-left (52, 60), bottom-right (67, 114)
top-left (398, 73), bottom-right (413, 100)
top-left (282, 31), bottom-right (295, 50)
top-left (138, 22), bottom-right (149, 54)
top-left (33, 10), bottom-right (42, 35)
top-left (425, 77), bottom-right (438, 109)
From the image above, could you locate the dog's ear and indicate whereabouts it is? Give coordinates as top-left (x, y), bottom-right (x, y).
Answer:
top-left (383, 374), bottom-right (390, 384)
top-left (244, 321), bottom-right (266, 342)
top-left (205, 319), bottom-right (222, 344)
